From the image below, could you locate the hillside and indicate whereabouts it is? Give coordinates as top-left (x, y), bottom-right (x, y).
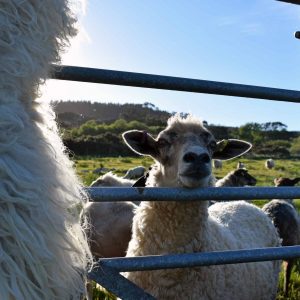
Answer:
top-left (53, 100), bottom-right (170, 127)
top-left (52, 101), bottom-right (300, 158)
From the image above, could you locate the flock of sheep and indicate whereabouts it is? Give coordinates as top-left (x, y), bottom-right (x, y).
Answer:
top-left (85, 116), bottom-right (300, 299)
top-left (2, 0), bottom-right (299, 299)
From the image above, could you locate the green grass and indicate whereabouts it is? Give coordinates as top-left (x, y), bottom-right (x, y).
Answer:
top-left (76, 156), bottom-right (300, 300)
top-left (75, 156), bottom-right (152, 186)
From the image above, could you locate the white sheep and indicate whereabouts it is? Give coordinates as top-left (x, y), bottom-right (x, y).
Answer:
top-left (122, 114), bottom-right (280, 300)
top-left (237, 161), bottom-right (245, 169)
top-left (265, 158), bottom-right (275, 169)
top-left (123, 166), bottom-right (146, 179)
top-left (85, 174), bottom-right (138, 300)
top-left (0, 1), bottom-right (92, 299)
top-left (212, 159), bottom-right (222, 169)
top-left (86, 172), bottom-right (138, 259)
top-left (90, 172), bottom-right (135, 187)
top-left (84, 201), bottom-right (137, 259)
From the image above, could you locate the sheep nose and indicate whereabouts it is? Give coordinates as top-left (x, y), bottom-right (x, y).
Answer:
top-left (183, 152), bottom-right (210, 164)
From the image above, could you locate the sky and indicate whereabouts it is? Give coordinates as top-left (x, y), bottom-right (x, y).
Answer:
top-left (40, 0), bottom-right (300, 130)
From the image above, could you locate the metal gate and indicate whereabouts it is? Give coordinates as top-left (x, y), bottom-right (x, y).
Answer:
top-left (52, 65), bottom-right (300, 299)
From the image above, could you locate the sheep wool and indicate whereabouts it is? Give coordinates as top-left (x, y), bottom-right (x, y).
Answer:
top-left (0, 1), bottom-right (92, 299)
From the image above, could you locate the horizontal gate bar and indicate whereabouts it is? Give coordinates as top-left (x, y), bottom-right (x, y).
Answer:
top-left (95, 245), bottom-right (300, 272)
top-left (277, 0), bottom-right (300, 4)
top-left (52, 65), bottom-right (300, 103)
top-left (86, 186), bottom-right (300, 202)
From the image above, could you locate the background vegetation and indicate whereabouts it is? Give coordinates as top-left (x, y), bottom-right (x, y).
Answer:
top-left (54, 101), bottom-right (300, 158)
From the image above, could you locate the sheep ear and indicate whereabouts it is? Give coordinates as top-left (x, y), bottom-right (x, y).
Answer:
top-left (213, 139), bottom-right (252, 161)
top-left (122, 130), bottom-right (158, 157)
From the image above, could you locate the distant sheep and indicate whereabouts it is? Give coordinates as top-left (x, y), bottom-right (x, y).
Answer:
top-left (274, 177), bottom-right (300, 187)
top-left (237, 161), bottom-right (245, 169)
top-left (90, 172), bottom-right (135, 187)
top-left (213, 159), bottom-right (222, 169)
top-left (122, 114), bottom-right (280, 299)
top-left (123, 166), bottom-right (146, 179)
top-left (262, 200), bottom-right (300, 296)
top-left (265, 158), bottom-right (275, 169)
top-left (216, 168), bottom-right (257, 187)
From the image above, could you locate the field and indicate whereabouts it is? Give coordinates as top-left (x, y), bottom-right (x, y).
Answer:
top-left (76, 156), bottom-right (300, 300)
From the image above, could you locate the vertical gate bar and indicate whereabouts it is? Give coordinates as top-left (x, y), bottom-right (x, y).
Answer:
top-left (88, 265), bottom-right (155, 300)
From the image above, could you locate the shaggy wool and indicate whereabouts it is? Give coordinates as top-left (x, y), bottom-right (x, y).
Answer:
top-left (0, 1), bottom-right (92, 299)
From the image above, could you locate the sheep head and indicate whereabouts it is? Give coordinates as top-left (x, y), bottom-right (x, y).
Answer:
top-left (123, 115), bottom-right (251, 188)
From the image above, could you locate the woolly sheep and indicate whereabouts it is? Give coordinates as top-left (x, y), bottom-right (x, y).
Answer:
top-left (0, 1), bottom-right (92, 299)
top-left (215, 168), bottom-right (257, 187)
top-left (123, 166), bottom-right (146, 179)
top-left (265, 158), bottom-right (275, 169)
top-left (85, 174), bottom-right (138, 300)
top-left (86, 172), bottom-right (138, 258)
top-left (90, 172), bottom-right (135, 187)
top-left (84, 201), bottom-right (137, 258)
top-left (262, 200), bottom-right (300, 296)
top-left (122, 114), bottom-right (280, 300)
top-left (212, 159), bottom-right (222, 169)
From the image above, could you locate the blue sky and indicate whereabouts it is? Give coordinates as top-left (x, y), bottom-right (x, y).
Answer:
top-left (41, 0), bottom-right (300, 130)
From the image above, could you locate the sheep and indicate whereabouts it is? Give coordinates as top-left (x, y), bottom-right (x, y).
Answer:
top-left (123, 165), bottom-right (146, 179)
top-left (272, 177), bottom-right (300, 204)
top-left (237, 161), bottom-right (245, 169)
top-left (274, 177), bottom-right (300, 187)
top-left (212, 159), bottom-right (222, 169)
top-left (90, 172), bottom-right (135, 187)
top-left (265, 158), bottom-right (275, 169)
top-left (122, 114), bottom-right (280, 300)
top-left (85, 172), bottom-right (138, 259)
top-left (215, 168), bottom-right (257, 187)
top-left (262, 176), bottom-right (300, 295)
top-left (0, 1), bottom-right (93, 299)
top-left (262, 200), bottom-right (300, 296)
top-left (84, 201), bottom-right (137, 259)
top-left (85, 174), bottom-right (138, 300)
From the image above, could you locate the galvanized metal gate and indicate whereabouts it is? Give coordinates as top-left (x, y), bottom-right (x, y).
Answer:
top-left (52, 65), bottom-right (300, 299)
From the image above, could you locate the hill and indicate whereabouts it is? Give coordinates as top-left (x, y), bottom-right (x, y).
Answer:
top-left (52, 101), bottom-right (300, 158)
top-left (53, 100), bottom-right (170, 127)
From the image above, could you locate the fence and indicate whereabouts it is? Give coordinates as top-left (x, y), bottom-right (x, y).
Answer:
top-left (52, 65), bottom-right (300, 299)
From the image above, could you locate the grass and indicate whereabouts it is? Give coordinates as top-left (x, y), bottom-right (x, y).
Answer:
top-left (76, 156), bottom-right (300, 300)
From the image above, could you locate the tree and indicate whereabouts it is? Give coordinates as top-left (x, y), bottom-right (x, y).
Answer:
top-left (238, 123), bottom-right (263, 144)
top-left (261, 122), bottom-right (287, 132)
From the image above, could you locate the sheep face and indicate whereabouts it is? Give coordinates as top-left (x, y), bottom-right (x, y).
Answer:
top-left (123, 115), bottom-right (252, 188)
top-left (234, 169), bottom-right (257, 186)
top-left (158, 128), bottom-right (216, 188)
